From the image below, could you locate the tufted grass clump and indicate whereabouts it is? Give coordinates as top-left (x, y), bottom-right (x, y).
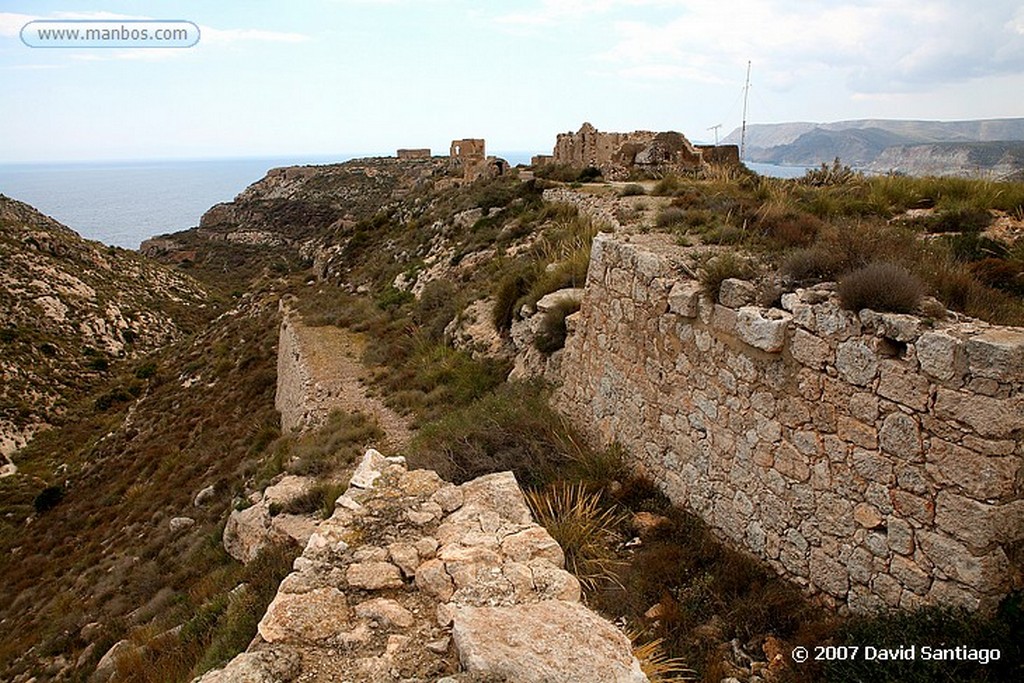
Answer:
top-left (525, 481), bottom-right (626, 591)
top-left (630, 635), bottom-right (697, 682)
top-left (837, 261), bottom-right (925, 314)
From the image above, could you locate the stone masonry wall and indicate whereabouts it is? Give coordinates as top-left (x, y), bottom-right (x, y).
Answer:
top-left (556, 232), bottom-right (1024, 613)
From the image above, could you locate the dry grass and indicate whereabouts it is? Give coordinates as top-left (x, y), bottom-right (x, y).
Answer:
top-left (631, 635), bottom-right (698, 682)
top-left (837, 262), bottom-right (925, 313)
top-left (525, 482), bottom-right (626, 591)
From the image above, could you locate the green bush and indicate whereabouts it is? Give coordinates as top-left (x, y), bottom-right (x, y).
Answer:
top-left (837, 262), bottom-right (924, 313)
top-left (619, 184), bottom-right (646, 197)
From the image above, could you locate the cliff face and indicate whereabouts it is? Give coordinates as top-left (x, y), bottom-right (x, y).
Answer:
top-left (0, 195), bottom-right (207, 463)
top-left (869, 141), bottom-right (1024, 178)
top-left (728, 118), bottom-right (1024, 176)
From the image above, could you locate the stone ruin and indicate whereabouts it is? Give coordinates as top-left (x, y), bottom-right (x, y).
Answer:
top-left (397, 149), bottom-right (432, 160)
top-left (448, 139), bottom-right (509, 184)
top-left (198, 450), bottom-right (648, 682)
top-left (536, 122), bottom-right (740, 179)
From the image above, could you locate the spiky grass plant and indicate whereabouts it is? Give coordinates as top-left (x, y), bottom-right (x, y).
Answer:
top-left (631, 635), bottom-right (698, 682)
top-left (525, 481), bottom-right (626, 591)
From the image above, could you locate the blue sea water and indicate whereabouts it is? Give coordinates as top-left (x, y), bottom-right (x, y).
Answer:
top-left (0, 156), bottom-right (356, 250)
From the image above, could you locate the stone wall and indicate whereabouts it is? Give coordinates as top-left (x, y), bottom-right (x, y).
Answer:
top-left (556, 232), bottom-right (1024, 612)
top-left (550, 122), bottom-right (718, 179)
top-left (397, 148), bottom-right (431, 159)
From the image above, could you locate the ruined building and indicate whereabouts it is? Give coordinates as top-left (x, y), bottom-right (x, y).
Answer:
top-left (537, 122), bottom-right (740, 179)
top-left (447, 138), bottom-right (509, 183)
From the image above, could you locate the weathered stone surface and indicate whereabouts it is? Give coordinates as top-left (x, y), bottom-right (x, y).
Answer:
top-left (354, 597), bottom-right (415, 628)
top-left (879, 412), bottom-right (922, 460)
top-left (916, 331), bottom-right (965, 381)
top-left (934, 389), bottom-right (1024, 439)
top-left (452, 601), bottom-right (648, 683)
top-left (966, 329), bottom-right (1024, 382)
top-left (258, 587), bottom-right (350, 643)
top-left (718, 278), bottom-right (757, 308)
top-left (668, 280), bottom-right (701, 317)
top-left (169, 516), bottom-right (196, 533)
top-left (193, 649), bottom-right (301, 683)
top-left (735, 307), bottom-right (791, 353)
top-left (877, 362), bottom-right (930, 412)
top-left (926, 439), bottom-right (1021, 501)
top-left (536, 287), bottom-right (585, 314)
top-left (194, 484), bottom-right (217, 507)
top-left (790, 328), bottom-right (832, 368)
top-left (836, 340), bottom-right (878, 386)
top-left (415, 558), bottom-right (454, 601)
top-left (346, 561), bottom-right (404, 590)
top-left (223, 503), bottom-right (286, 564)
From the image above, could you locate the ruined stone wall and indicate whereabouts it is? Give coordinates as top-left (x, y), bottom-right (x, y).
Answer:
top-left (556, 232), bottom-right (1024, 613)
top-left (551, 123), bottom-right (708, 178)
top-left (397, 148), bottom-right (431, 159)
top-left (275, 313), bottom-right (312, 433)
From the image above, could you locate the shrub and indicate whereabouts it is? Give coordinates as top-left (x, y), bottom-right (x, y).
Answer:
top-left (655, 207), bottom-right (687, 230)
top-left (925, 206), bottom-right (993, 234)
top-left (699, 253), bottom-right (754, 300)
top-left (492, 266), bottom-right (535, 332)
top-left (801, 158), bottom-right (857, 186)
top-left (970, 258), bottom-right (1024, 295)
top-left (837, 262), bottom-right (924, 313)
top-left (533, 298), bottom-right (581, 354)
top-left (278, 480), bottom-right (347, 518)
top-left (782, 247), bottom-right (846, 281)
top-left (408, 381), bottom-right (587, 488)
top-left (619, 183), bottom-right (646, 197)
top-left (944, 232), bottom-right (1009, 262)
top-left (525, 482), bottom-right (626, 591)
top-left (756, 209), bottom-right (823, 247)
top-left (577, 166), bottom-right (603, 182)
top-left (33, 486), bottom-right (64, 514)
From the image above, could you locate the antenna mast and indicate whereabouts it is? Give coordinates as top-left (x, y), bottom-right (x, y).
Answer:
top-left (707, 124), bottom-right (722, 146)
top-left (740, 60), bottom-right (751, 160)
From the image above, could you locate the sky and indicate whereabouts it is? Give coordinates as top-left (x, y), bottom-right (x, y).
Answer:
top-left (1, 0), bottom-right (1023, 162)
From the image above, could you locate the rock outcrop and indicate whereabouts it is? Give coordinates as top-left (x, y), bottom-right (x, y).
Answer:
top-left (198, 450), bottom-right (647, 682)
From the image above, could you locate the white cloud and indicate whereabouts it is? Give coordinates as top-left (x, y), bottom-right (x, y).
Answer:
top-left (0, 12), bottom-right (39, 37)
top-left (197, 27), bottom-right (312, 45)
top-left (592, 0), bottom-right (1024, 94)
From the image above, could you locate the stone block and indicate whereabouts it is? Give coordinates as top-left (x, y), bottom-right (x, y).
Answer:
top-left (890, 490), bottom-right (934, 525)
top-left (667, 280), bottom-right (701, 317)
top-left (790, 328), bottom-right (833, 368)
top-left (877, 362), bottom-right (930, 412)
top-left (886, 517), bottom-right (914, 555)
top-left (879, 412), bottom-right (922, 461)
top-left (926, 439), bottom-right (1021, 501)
top-left (851, 448), bottom-right (893, 485)
top-left (966, 329), bottom-right (1024, 382)
top-left (934, 388), bottom-right (1024, 439)
top-left (810, 547), bottom-right (849, 597)
top-left (711, 304), bottom-right (737, 334)
top-left (258, 587), bottom-right (351, 643)
top-left (836, 340), bottom-right (878, 386)
top-left (854, 503), bottom-right (884, 529)
top-left (890, 555), bottom-right (931, 594)
top-left (918, 530), bottom-right (1010, 589)
top-left (916, 331), bottom-right (966, 382)
top-left (934, 491), bottom-right (1014, 550)
top-left (775, 441), bottom-right (810, 482)
top-left (735, 306), bottom-right (791, 353)
top-left (452, 601), bottom-right (647, 683)
top-left (837, 416), bottom-right (878, 449)
top-left (718, 278), bottom-right (757, 307)
top-left (347, 561), bottom-right (404, 590)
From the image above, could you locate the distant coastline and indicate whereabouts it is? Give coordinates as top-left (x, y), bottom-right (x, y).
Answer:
top-left (0, 152), bottom-right (541, 250)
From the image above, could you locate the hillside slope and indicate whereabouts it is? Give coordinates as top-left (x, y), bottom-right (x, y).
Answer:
top-left (0, 195), bottom-right (208, 467)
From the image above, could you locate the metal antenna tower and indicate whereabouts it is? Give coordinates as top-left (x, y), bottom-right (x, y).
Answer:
top-left (740, 60), bottom-right (751, 160)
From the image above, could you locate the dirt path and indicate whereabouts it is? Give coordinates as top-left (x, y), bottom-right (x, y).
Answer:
top-left (291, 321), bottom-right (413, 453)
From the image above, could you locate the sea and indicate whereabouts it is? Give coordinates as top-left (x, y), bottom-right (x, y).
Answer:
top-left (0, 154), bottom-right (797, 250)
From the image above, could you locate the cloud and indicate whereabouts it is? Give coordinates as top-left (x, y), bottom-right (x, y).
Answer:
top-left (198, 27), bottom-right (311, 45)
top-left (488, 1), bottom-right (1024, 95)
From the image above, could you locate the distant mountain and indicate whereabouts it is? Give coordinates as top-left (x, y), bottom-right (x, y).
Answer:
top-left (723, 118), bottom-right (1024, 176)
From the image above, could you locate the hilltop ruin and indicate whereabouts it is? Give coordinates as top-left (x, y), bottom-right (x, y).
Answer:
top-left (533, 122), bottom-right (740, 179)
